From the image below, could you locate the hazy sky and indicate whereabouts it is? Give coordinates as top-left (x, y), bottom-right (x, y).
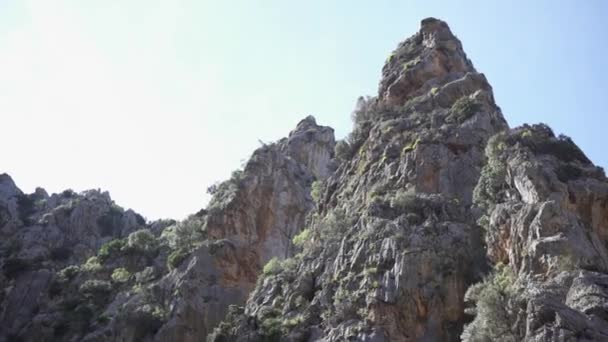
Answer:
top-left (2, 1), bottom-right (607, 220)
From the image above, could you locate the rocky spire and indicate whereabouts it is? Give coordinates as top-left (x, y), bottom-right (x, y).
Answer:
top-left (379, 18), bottom-right (476, 106)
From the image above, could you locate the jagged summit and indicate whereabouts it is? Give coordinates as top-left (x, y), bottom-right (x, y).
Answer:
top-left (3, 19), bottom-right (608, 342)
top-left (379, 18), bottom-right (476, 106)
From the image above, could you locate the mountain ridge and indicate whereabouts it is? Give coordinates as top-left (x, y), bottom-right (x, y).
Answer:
top-left (2, 17), bottom-right (608, 342)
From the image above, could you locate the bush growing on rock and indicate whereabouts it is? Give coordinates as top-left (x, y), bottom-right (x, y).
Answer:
top-left (292, 228), bottom-right (311, 248)
top-left (462, 264), bottom-right (520, 342)
top-left (82, 256), bottom-right (102, 272)
top-left (473, 133), bottom-right (508, 214)
top-left (126, 229), bottom-right (158, 254)
top-left (310, 181), bottom-right (323, 203)
top-left (450, 96), bottom-right (482, 123)
top-left (79, 280), bottom-right (112, 297)
top-left (111, 267), bottom-right (130, 283)
top-left (351, 96), bottom-right (376, 124)
top-left (318, 209), bottom-right (353, 243)
top-left (98, 238), bottom-right (126, 262)
top-left (58, 265), bottom-right (80, 281)
top-left (334, 140), bottom-right (353, 161)
top-left (263, 257), bottom-right (283, 276)
top-left (390, 188), bottom-right (418, 212)
top-left (174, 216), bottom-right (205, 250)
top-left (167, 248), bottom-right (189, 270)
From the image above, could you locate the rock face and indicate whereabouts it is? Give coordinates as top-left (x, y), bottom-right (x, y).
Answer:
top-left (3, 17), bottom-right (608, 342)
top-left (0, 117), bottom-right (334, 342)
top-left (209, 18), bottom-right (608, 342)
top-left (0, 174), bottom-right (147, 341)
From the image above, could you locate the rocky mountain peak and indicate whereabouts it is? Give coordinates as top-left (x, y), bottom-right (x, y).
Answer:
top-left (0, 173), bottom-right (21, 202)
top-left (379, 18), bottom-right (476, 106)
top-left (3, 18), bottom-right (608, 342)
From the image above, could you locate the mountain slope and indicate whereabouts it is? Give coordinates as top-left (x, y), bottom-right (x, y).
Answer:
top-left (0, 118), bottom-right (334, 342)
top-left (2, 17), bottom-right (608, 342)
top-left (210, 18), bottom-right (608, 342)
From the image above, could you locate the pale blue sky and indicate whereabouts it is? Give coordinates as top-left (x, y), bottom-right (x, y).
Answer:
top-left (1, 1), bottom-right (606, 219)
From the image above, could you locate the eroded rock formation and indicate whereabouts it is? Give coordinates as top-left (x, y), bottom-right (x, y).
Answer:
top-left (2, 17), bottom-right (607, 342)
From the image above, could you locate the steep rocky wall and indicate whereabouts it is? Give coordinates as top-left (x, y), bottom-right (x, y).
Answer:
top-left (0, 116), bottom-right (335, 342)
top-left (210, 18), bottom-right (608, 342)
top-left (210, 18), bottom-right (509, 342)
top-left (3, 17), bottom-right (608, 342)
top-left (463, 125), bottom-right (608, 341)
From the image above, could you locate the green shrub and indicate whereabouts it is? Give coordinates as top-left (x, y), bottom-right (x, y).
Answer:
top-left (167, 248), bottom-right (189, 270)
top-left (390, 188), bottom-right (418, 212)
top-left (318, 209), bottom-right (353, 243)
top-left (402, 137), bottom-right (420, 154)
top-left (263, 257), bottom-right (283, 276)
top-left (98, 238), bottom-right (126, 262)
top-left (461, 264), bottom-right (519, 341)
top-left (97, 314), bottom-right (111, 324)
top-left (310, 181), bottom-right (323, 203)
top-left (111, 267), bottom-right (131, 283)
top-left (58, 265), bottom-right (80, 281)
top-left (351, 96), bottom-right (376, 124)
top-left (79, 280), bottom-right (112, 297)
top-left (334, 140), bottom-right (352, 161)
top-left (82, 256), bottom-right (102, 272)
top-left (292, 228), bottom-right (311, 247)
top-left (473, 133), bottom-right (508, 214)
top-left (364, 267), bottom-right (378, 276)
top-left (260, 316), bottom-right (283, 341)
top-left (126, 229), bottom-right (158, 254)
top-left (450, 96), bottom-right (482, 122)
top-left (174, 216), bottom-right (205, 250)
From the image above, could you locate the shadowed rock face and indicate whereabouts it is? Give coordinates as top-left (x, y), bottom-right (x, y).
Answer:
top-left (3, 17), bottom-right (608, 342)
top-left (209, 18), bottom-right (608, 342)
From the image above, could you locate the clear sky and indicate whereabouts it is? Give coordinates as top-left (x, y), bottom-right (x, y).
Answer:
top-left (1, 1), bottom-right (606, 220)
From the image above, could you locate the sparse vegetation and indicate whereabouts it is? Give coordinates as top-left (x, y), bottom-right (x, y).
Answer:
top-left (58, 265), bottom-right (80, 281)
top-left (174, 216), bottom-right (205, 250)
top-left (310, 181), bottom-right (323, 203)
top-left (318, 209), bottom-right (354, 244)
top-left (126, 229), bottom-right (158, 254)
top-left (167, 248), bottom-right (189, 270)
top-left (390, 188), bottom-right (418, 212)
top-left (82, 256), bottom-right (102, 272)
top-left (473, 133), bottom-right (508, 214)
top-left (401, 56), bottom-right (421, 71)
top-left (263, 257), bottom-right (283, 276)
top-left (461, 263), bottom-right (520, 342)
top-left (79, 280), bottom-right (112, 298)
top-left (402, 136), bottom-right (421, 154)
top-left (450, 96), bottom-right (482, 123)
top-left (334, 140), bottom-right (352, 161)
top-left (292, 228), bottom-right (311, 247)
top-left (98, 238), bottom-right (126, 262)
top-left (111, 267), bottom-right (131, 283)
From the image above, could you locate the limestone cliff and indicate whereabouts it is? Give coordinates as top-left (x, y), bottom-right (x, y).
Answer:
top-left (2, 17), bottom-right (608, 342)
top-left (210, 19), bottom-right (608, 342)
top-left (0, 117), bottom-right (335, 342)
